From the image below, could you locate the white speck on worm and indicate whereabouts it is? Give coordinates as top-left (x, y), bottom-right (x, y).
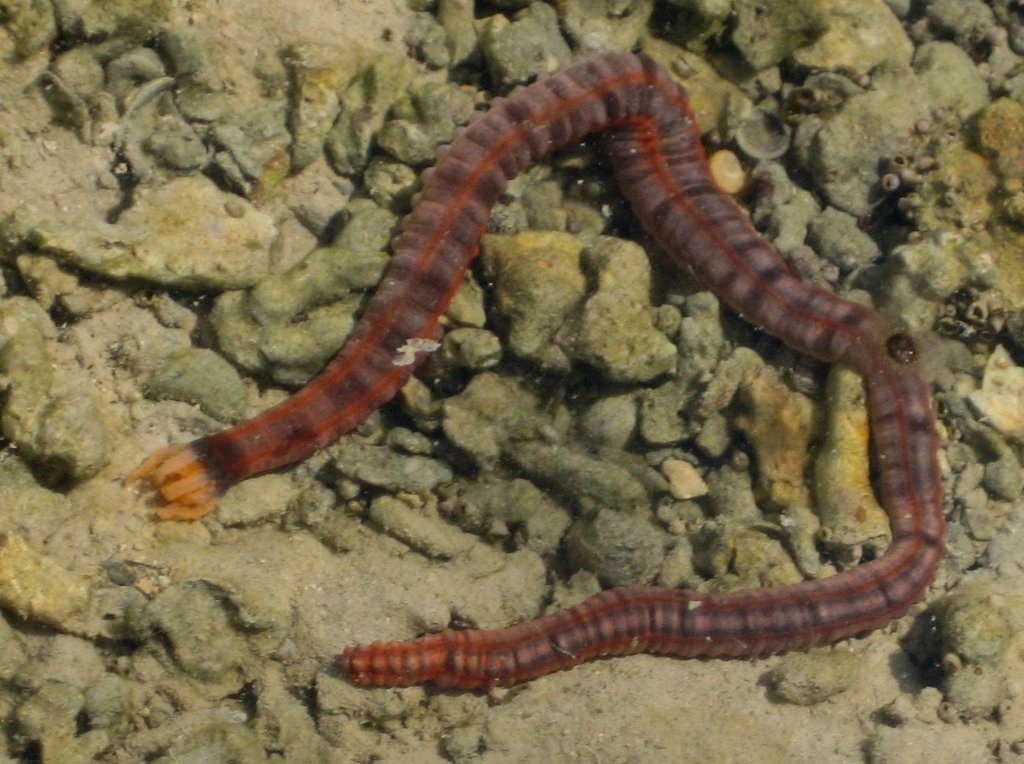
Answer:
top-left (393, 337), bottom-right (441, 367)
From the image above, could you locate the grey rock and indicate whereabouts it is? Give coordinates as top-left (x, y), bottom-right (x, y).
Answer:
top-left (565, 508), bottom-right (665, 586)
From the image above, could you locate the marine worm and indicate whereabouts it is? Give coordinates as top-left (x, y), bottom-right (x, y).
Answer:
top-left (129, 52), bottom-right (944, 688)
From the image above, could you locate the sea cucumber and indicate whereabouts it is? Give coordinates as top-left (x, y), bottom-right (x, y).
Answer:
top-left (129, 52), bottom-right (944, 688)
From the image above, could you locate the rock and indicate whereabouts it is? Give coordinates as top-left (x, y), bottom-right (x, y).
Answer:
top-left (813, 366), bottom-right (891, 560)
top-left (767, 649), bottom-right (863, 705)
top-left (144, 580), bottom-right (249, 685)
top-left (806, 206), bottom-right (882, 274)
top-left (734, 360), bottom-right (816, 510)
top-left (325, 54), bottom-right (416, 176)
top-left (283, 43), bottom-right (358, 172)
top-left (332, 442), bottom-right (454, 495)
top-left (660, 458), bottom-right (708, 500)
top-left (0, 307), bottom-right (112, 481)
top-left (377, 80), bottom-right (475, 166)
top-left (968, 345), bottom-right (1024, 443)
top-left (440, 327), bottom-right (503, 371)
top-left (211, 244), bottom-right (389, 385)
top-left (792, 71), bottom-right (929, 217)
top-left (572, 237), bottom-right (677, 383)
top-left (927, 579), bottom-right (1024, 719)
top-left (557, 0), bottom-right (654, 54)
top-left (216, 474), bottom-right (297, 527)
top-left (692, 522), bottom-right (803, 590)
top-left (478, 2), bottom-right (573, 88)
top-left (565, 508), bottom-right (665, 586)
top-left (0, 532), bottom-right (91, 630)
top-left (140, 346), bottom-right (248, 423)
top-left (704, 458), bottom-right (761, 522)
top-left (579, 393), bottom-right (638, 451)
top-left (641, 36), bottom-right (752, 143)
top-left (510, 442), bottom-right (650, 514)
top-left (2, 0), bottom-right (57, 59)
top-left (441, 478), bottom-right (571, 558)
top-left (441, 372), bottom-right (548, 469)
top-left (912, 42), bottom-right (989, 124)
top-left (368, 495), bottom-right (477, 560)
top-left (209, 104), bottom-right (291, 194)
top-left (732, 0), bottom-right (828, 71)
top-left (481, 231), bottom-right (586, 374)
top-left (4, 175), bottom-right (278, 290)
top-left (436, 0), bottom-right (477, 67)
top-left (792, 0), bottom-right (913, 74)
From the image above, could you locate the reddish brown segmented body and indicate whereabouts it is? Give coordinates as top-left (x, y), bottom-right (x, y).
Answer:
top-left (132, 52), bottom-right (945, 689)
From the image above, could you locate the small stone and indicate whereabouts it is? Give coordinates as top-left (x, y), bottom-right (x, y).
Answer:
top-left (332, 442), bottom-right (454, 495)
top-left (216, 474), bottom-right (296, 527)
top-left (325, 54), bottom-right (416, 176)
top-left (661, 458), bottom-right (708, 500)
top-left (767, 649), bottom-right (862, 705)
top-left (791, 0), bottom-right (913, 74)
top-left (377, 80), bottom-right (475, 166)
top-left (813, 366), bottom-right (891, 558)
top-left (441, 327), bottom-right (503, 371)
top-left (0, 322), bottom-right (112, 482)
top-left (807, 207), bottom-right (882, 274)
top-left (481, 231), bottom-right (586, 374)
top-left (441, 478), bottom-right (571, 558)
top-left (968, 346), bottom-right (1024, 443)
top-left (0, 532), bottom-right (90, 630)
top-left (734, 361), bottom-right (816, 509)
top-left (441, 372), bottom-right (547, 469)
top-left (5, 175), bottom-right (278, 290)
top-left (565, 508), bottom-right (665, 586)
top-left (927, 580), bottom-right (1024, 719)
top-left (792, 70), bottom-right (929, 217)
top-left (141, 346), bottom-right (247, 422)
top-left (732, 0), bottom-right (828, 70)
top-left (912, 42), bottom-right (989, 124)
top-left (283, 43), bottom-right (358, 172)
top-left (579, 393), bottom-right (638, 451)
top-left (478, 3), bottom-right (573, 88)
top-left (211, 244), bottom-right (389, 385)
top-left (558, 0), bottom-right (654, 54)
top-left (510, 442), bottom-right (650, 515)
top-left (144, 580), bottom-right (248, 684)
top-left (369, 495), bottom-right (476, 560)
top-left (572, 237), bottom-right (678, 383)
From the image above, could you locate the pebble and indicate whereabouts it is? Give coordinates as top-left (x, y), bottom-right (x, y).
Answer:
top-left (732, 0), bottom-right (827, 70)
top-left (565, 508), bottom-right (665, 586)
top-left (478, 3), bottom-right (572, 88)
top-left (211, 242), bottom-right (389, 385)
top-left (140, 346), bottom-right (247, 423)
top-left (928, 579), bottom-right (1024, 719)
top-left (4, 175), bottom-right (278, 290)
top-left (574, 237), bottom-right (677, 383)
top-left (326, 54), bottom-right (416, 175)
top-left (792, 0), bottom-right (914, 74)
top-left (707, 149), bottom-right (746, 194)
top-left (481, 231), bottom-right (586, 374)
top-left (813, 366), bottom-right (891, 559)
top-left (558, 0), bottom-right (653, 54)
top-left (661, 458), bottom-right (708, 500)
top-left (767, 648), bottom-right (863, 705)
top-left (734, 361), bottom-right (815, 510)
top-left (0, 301), bottom-right (112, 481)
top-left (441, 478), bottom-right (571, 558)
top-left (968, 345), bottom-right (1024, 442)
top-left (0, 532), bottom-right (90, 631)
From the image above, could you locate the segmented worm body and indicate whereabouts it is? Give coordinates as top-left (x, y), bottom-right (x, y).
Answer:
top-left (131, 53), bottom-right (944, 688)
